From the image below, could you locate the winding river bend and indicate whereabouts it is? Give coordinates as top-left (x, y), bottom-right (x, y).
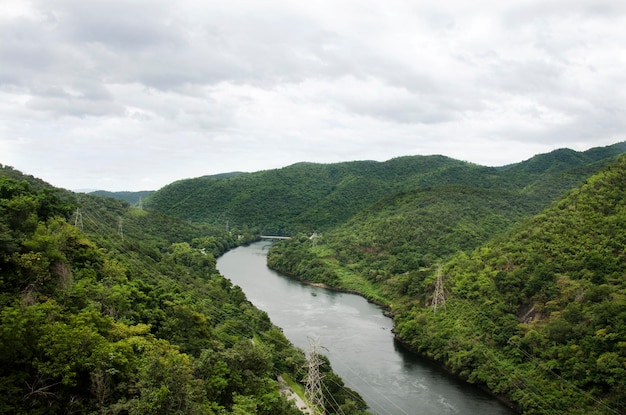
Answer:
top-left (217, 241), bottom-right (515, 415)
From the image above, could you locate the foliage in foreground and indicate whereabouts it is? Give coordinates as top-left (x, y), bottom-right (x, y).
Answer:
top-left (0, 167), bottom-right (367, 415)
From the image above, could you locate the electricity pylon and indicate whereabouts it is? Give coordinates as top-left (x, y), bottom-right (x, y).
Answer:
top-left (74, 207), bottom-right (83, 230)
top-left (118, 218), bottom-right (124, 241)
top-left (432, 264), bottom-right (446, 313)
top-left (304, 337), bottom-right (325, 415)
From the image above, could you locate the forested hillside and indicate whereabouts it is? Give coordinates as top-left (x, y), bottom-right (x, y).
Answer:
top-left (268, 155), bottom-right (626, 414)
top-left (146, 143), bottom-right (626, 235)
top-left (3, 142), bottom-right (624, 414)
top-left (144, 157), bottom-right (496, 233)
top-left (89, 190), bottom-right (154, 207)
top-left (394, 155), bottom-right (626, 414)
top-left (0, 166), bottom-right (368, 415)
top-left (266, 185), bottom-right (533, 301)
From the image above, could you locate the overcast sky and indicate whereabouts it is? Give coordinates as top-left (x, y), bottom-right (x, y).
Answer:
top-left (1, 0), bottom-right (625, 191)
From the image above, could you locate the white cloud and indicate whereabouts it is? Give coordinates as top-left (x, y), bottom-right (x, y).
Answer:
top-left (0, 0), bottom-right (624, 190)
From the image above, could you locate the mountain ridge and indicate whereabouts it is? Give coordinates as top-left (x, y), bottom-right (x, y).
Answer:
top-left (145, 142), bottom-right (626, 235)
top-left (267, 150), bottom-right (626, 414)
top-left (2, 141), bottom-right (625, 414)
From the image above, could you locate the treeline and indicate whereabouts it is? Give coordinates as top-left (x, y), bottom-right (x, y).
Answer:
top-left (5, 142), bottom-right (623, 414)
top-left (146, 143), bottom-right (626, 235)
top-left (268, 155), bottom-right (626, 414)
top-left (89, 190), bottom-right (155, 207)
top-left (0, 167), bottom-right (368, 415)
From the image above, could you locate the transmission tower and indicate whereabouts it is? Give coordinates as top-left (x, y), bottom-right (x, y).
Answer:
top-left (74, 207), bottom-right (83, 230)
top-left (310, 232), bottom-right (320, 247)
top-left (304, 337), bottom-right (325, 415)
top-left (118, 218), bottom-right (124, 241)
top-left (432, 264), bottom-right (446, 313)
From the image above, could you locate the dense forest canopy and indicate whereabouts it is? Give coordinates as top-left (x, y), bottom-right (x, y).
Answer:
top-left (0, 165), bottom-right (368, 415)
top-left (268, 149), bottom-right (626, 414)
top-left (145, 143), bottom-right (626, 235)
top-left (2, 141), bottom-right (625, 415)
top-left (89, 190), bottom-right (155, 207)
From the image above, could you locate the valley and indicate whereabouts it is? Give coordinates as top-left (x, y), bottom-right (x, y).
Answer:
top-left (1, 142), bottom-right (625, 414)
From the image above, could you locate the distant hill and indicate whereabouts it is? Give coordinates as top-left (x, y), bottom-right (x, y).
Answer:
top-left (89, 190), bottom-right (155, 206)
top-left (502, 143), bottom-right (626, 174)
top-left (201, 171), bottom-right (245, 179)
top-left (87, 173), bottom-right (244, 206)
top-left (146, 142), bottom-right (626, 234)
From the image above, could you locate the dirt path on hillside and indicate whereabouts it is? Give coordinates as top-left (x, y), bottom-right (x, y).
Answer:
top-left (278, 376), bottom-right (313, 415)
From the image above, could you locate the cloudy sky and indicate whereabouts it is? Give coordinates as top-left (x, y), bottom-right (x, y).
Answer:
top-left (1, 0), bottom-right (625, 191)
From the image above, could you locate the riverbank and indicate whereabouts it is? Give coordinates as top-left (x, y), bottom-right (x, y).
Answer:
top-left (218, 241), bottom-right (515, 415)
top-left (263, 242), bottom-right (522, 414)
top-left (272, 266), bottom-right (519, 414)
top-left (392, 335), bottom-right (519, 413)
top-left (266, 264), bottom-right (391, 308)
top-left (269, 258), bottom-right (521, 413)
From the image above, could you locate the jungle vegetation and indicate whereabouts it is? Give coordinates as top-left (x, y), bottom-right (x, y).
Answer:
top-left (267, 152), bottom-right (626, 414)
top-left (146, 142), bottom-right (626, 236)
top-left (0, 164), bottom-right (368, 415)
top-left (144, 143), bottom-right (626, 413)
top-left (89, 190), bottom-right (155, 207)
top-left (3, 141), bottom-right (625, 415)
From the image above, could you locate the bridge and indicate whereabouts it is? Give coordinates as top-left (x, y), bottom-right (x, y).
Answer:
top-left (260, 235), bottom-right (292, 240)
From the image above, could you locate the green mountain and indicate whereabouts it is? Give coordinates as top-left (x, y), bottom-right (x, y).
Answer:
top-left (0, 166), bottom-right (367, 415)
top-left (89, 190), bottom-right (155, 207)
top-left (269, 152), bottom-right (626, 414)
top-left (146, 143), bottom-right (626, 235)
top-left (266, 185), bottom-right (533, 296)
top-left (264, 143), bottom-right (626, 300)
top-left (87, 172), bottom-right (245, 207)
top-left (147, 156), bottom-right (503, 233)
top-left (393, 155), bottom-right (626, 414)
top-left (3, 141), bottom-right (624, 414)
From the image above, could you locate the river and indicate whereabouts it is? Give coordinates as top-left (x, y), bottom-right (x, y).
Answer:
top-left (217, 241), bottom-right (515, 415)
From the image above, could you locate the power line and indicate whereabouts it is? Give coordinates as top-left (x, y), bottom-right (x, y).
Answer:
top-left (79, 208), bottom-right (371, 413)
top-left (82, 205), bottom-right (606, 415)
top-left (322, 381), bottom-right (346, 415)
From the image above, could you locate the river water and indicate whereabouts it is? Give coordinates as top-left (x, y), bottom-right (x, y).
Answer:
top-left (217, 241), bottom-right (515, 415)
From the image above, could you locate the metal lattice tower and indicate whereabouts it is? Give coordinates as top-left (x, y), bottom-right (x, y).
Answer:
top-left (310, 232), bottom-right (320, 248)
top-left (304, 337), bottom-right (325, 415)
top-left (432, 264), bottom-right (446, 313)
top-left (118, 218), bottom-right (124, 241)
top-left (74, 207), bottom-right (83, 230)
